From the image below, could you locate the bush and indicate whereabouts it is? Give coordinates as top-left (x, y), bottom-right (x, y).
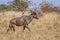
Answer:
top-left (40, 2), bottom-right (54, 12)
top-left (0, 4), bottom-right (13, 11)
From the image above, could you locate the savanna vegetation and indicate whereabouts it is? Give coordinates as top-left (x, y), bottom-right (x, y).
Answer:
top-left (0, 0), bottom-right (60, 40)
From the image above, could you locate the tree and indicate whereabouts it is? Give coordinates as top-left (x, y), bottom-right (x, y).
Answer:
top-left (40, 2), bottom-right (53, 12)
top-left (0, 4), bottom-right (7, 11)
top-left (13, 0), bottom-right (29, 11)
top-left (0, 4), bottom-right (13, 11)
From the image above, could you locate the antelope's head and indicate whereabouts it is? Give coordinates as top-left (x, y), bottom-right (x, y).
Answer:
top-left (30, 10), bottom-right (39, 19)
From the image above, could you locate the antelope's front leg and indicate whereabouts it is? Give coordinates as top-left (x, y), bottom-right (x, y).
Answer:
top-left (23, 20), bottom-right (30, 31)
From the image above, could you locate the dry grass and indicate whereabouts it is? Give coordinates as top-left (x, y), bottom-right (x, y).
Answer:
top-left (0, 11), bottom-right (60, 40)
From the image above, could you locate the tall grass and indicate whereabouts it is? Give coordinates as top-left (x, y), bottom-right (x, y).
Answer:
top-left (0, 11), bottom-right (60, 40)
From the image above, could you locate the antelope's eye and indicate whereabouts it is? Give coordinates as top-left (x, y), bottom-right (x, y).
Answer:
top-left (34, 13), bottom-right (36, 14)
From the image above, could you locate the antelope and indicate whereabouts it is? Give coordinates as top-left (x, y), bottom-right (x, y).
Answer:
top-left (7, 10), bottom-right (39, 32)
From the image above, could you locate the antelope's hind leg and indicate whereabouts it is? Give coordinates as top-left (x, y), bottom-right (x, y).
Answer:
top-left (7, 24), bottom-right (15, 33)
top-left (7, 28), bottom-right (10, 33)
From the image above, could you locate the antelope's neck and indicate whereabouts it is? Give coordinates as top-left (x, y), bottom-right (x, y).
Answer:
top-left (25, 14), bottom-right (34, 24)
top-left (28, 15), bottom-right (34, 22)
top-left (29, 14), bottom-right (34, 19)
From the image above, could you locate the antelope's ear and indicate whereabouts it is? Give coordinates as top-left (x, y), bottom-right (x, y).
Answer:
top-left (30, 9), bottom-right (34, 12)
top-left (30, 10), bottom-right (33, 13)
